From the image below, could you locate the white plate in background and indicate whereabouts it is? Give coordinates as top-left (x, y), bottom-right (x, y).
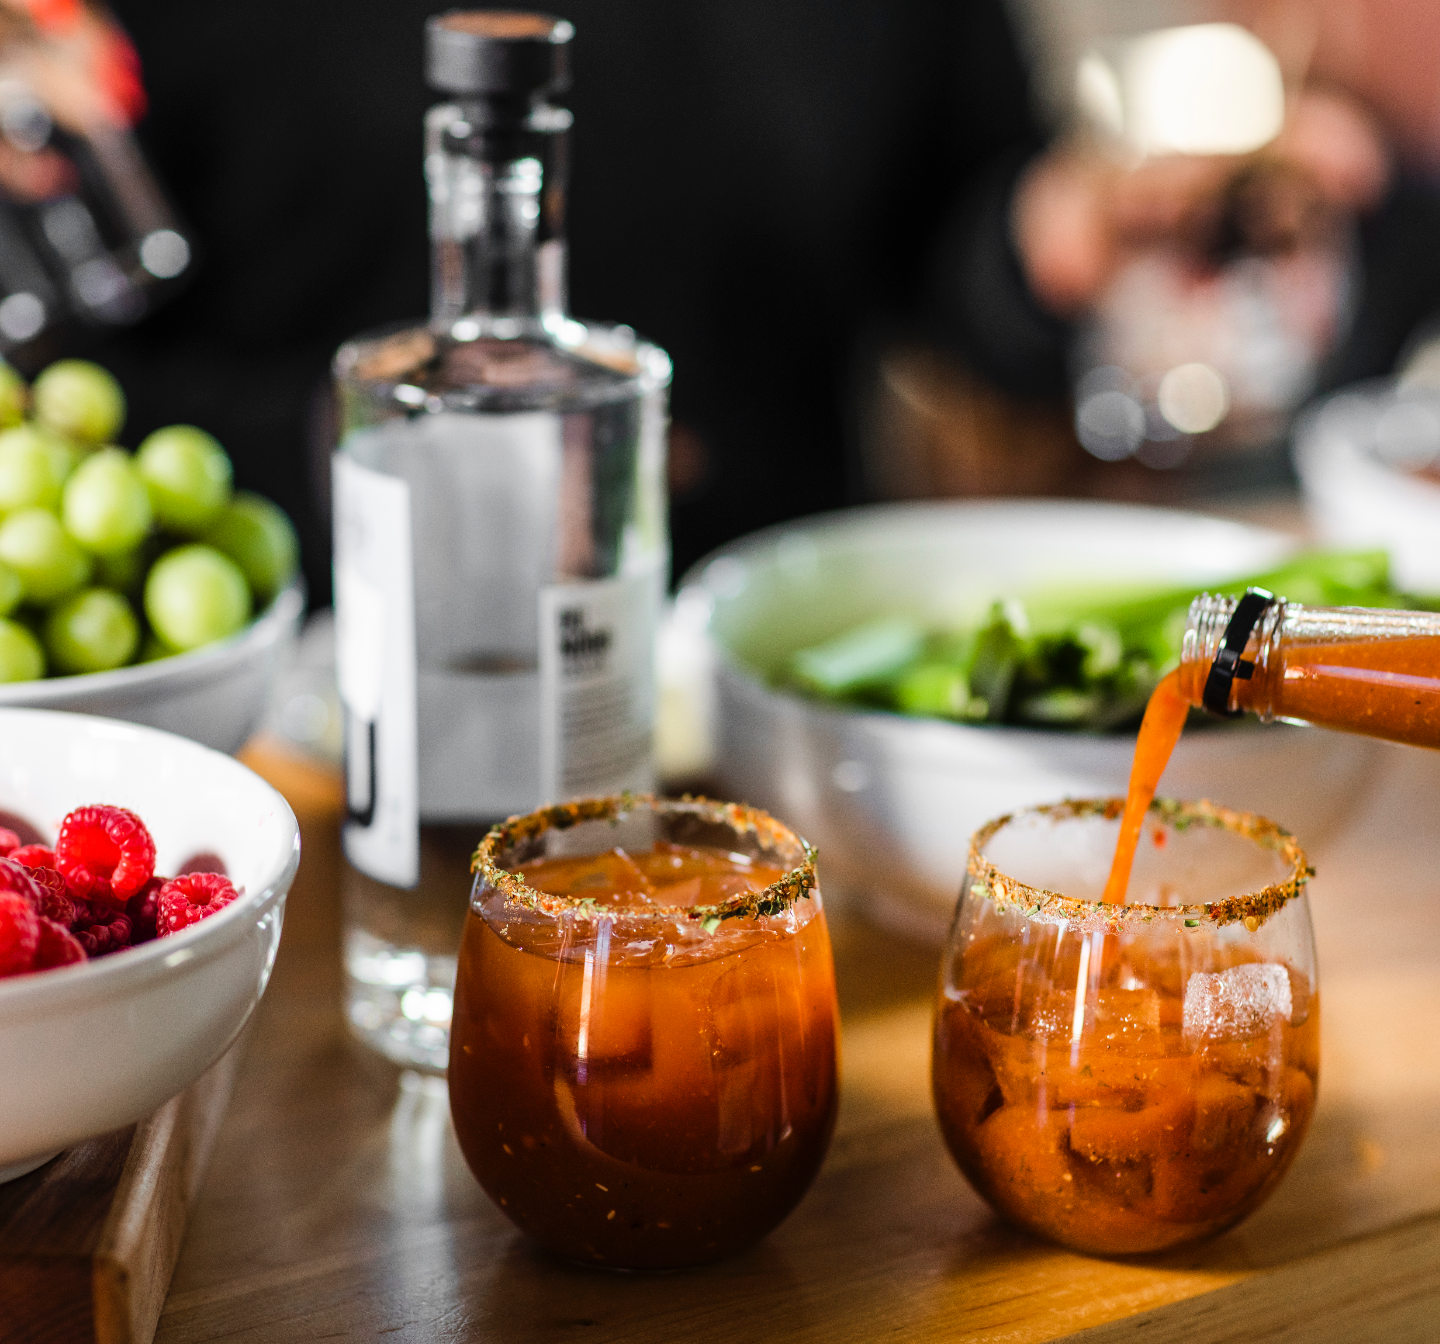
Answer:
top-left (1295, 382), bottom-right (1440, 595)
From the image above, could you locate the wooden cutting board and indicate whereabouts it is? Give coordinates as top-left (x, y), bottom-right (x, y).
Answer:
top-left (0, 1041), bottom-right (242, 1344)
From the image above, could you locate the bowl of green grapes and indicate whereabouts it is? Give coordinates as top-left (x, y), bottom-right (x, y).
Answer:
top-left (0, 358), bottom-right (302, 753)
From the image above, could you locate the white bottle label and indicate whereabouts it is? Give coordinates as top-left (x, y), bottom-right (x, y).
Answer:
top-left (539, 567), bottom-right (662, 802)
top-left (333, 455), bottom-right (419, 888)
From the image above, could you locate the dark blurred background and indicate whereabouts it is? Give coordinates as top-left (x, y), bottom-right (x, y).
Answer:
top-left (85, 0), bottom-right (1043, 604)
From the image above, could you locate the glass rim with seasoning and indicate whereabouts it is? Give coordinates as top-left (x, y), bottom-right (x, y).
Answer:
top-left (968, 796), bottom-right (1314, 936)
top-left (470, 793), bottom-right (818, 930)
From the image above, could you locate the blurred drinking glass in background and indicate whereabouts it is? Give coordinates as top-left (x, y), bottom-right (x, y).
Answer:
top-left (0, 0), bottom-right (189, 354)
top-left (1067, 25), bottom-right (1346, 469)
top-left (1015, 11), bottom-right (1390, 478)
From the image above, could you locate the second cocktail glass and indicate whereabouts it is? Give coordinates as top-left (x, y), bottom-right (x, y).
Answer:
top-left (449, 795), bottom-right (839, 1269)
top-left (933, 798), bottom-right (1318, 1255)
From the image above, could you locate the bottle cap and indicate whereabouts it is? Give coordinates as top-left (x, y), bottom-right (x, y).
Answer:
top-left (1201, 588), bottom-right (1275, 719)
top-left (425, 11), bottom-right (573, 98)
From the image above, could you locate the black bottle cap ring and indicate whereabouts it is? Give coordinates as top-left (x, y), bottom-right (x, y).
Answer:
top-left (1201, 588), bottom-right (1276, 719)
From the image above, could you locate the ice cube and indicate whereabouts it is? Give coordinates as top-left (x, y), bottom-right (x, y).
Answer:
top-left (1189, 1073), bottom-right (1261, 1152)
top-left (1183, 963), bottom-right (1293, 1047)
top-left (706, 955), bottom-right (803, 1071)
top-left (1094, 986), bottom-right (1162, 1037)
top-left (553, 968), bottom-right (653, 1079)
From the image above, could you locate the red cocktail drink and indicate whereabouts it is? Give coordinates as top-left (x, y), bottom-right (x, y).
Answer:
top-left (449, 796), bottom-right (839, 1269)
top-left (934, 799), bottom-right (1318, 1254)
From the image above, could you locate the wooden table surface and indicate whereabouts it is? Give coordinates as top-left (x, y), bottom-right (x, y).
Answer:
top-left (150, 736), bottom-right (1440, 1343)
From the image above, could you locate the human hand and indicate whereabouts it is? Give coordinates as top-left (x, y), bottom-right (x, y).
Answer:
top-left (1013, 87), bottom-right (1391, 316)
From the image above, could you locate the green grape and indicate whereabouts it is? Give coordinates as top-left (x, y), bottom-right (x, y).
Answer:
top-left (0, 507), bottom-right (91, 604)
top-left (0, 422), bottom-right (86, 497)
top-left (136, 425), bottom-right (233, 534)
top-left (204, 491), bottom-right (299, 604)
top-left (0, 618), bottom-right (43, 681)
top-left (32, 360), bottom-right (125, 444)
top-left (43, 588), bottom-right (139, 675)
top-left (39, 430), bottom-right (81, 491)
top-left (0, 557), bottom-right (20, 616)
top-left (143, 544), bottom-right (251, 651)
top-left (0, 426), bottom-right (59, 513)
top-left (62, 448), bottom-right (153, 555)
top-left (0, 361), bottom-right (27, 429)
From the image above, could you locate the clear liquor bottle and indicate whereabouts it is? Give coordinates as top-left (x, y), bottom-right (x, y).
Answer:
top-left (331, 12), bottom-right (671, 1071)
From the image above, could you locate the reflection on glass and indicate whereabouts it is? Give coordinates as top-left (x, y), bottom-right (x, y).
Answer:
top-left (0, 3), bottom-right (190, 351)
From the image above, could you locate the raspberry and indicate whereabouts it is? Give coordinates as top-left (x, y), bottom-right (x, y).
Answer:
top-left (0, 856), bottom-right (40, 904)
top-left (0, 891), bottom-right (39, 976)
top-left (55, 806), bottom-right (156, 906)
top-left (157, 872), bottom-right (238, 936)
top-left (2, 854), bottom-right (78, 928)
top-left (32, 917), bottom-right (85, 969)
top-left (11, 845), bottom-right (56, 869)
top-left (0, 827), bottom-right (18, 856)
top-left (126, 876), bottom-right (164, 944)
top-left (73, 902), bottom-right (133, 957)
top-left (6, 859), bottom-right (73, 927)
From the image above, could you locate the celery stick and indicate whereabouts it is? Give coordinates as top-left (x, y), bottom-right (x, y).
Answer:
top-left (782, 547), bottom-right (1410, 728)
top-left (968, 606), bottom-right (1028, 722)
top-left (789, 618), bottom-right (925, 695)
top-left (893, 663), bottom-right (983, 719)
top-left (1015, 687), bottom-right (1103, 725)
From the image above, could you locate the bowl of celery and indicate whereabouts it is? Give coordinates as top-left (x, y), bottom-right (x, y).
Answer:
top-left (680, 499), bottom-right (1406, 937)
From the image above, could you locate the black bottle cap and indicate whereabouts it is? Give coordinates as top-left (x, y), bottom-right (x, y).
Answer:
top-left (425, 11), bottom-right (573, 98)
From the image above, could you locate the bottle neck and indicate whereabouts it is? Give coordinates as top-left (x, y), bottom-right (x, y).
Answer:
top-left (425, 98), bottom-right (571, 337)
top-left (1180, 593), bottom-right (1287, 717)
top-left (1181, 594), bottom-right (1440, 745)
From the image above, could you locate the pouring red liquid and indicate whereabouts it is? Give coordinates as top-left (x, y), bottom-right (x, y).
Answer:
top-left (1105, 590), bottom-right (1440, 901)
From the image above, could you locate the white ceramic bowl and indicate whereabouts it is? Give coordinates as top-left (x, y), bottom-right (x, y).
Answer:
top-left (679, 500), bottom-right (1383, 939)
top-left (0, 707), bottom-right (299, 1180)
top-left (0, 581), bottom-right (305, 755)
top-left (1295, 381), bottom-right (1440, 593)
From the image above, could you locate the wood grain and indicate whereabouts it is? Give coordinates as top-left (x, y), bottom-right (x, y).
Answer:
top-left (1070, 1211), bottom-right (1440, 1343)
top-left (139, 738), bottom-right (1440, 1343)
top-left (0, 1042), bottom-right (239, 1344)
top-left (0, 1128), bottom-right (134, 1342)
top-left (93, 1043), bottom-right (243, 1344)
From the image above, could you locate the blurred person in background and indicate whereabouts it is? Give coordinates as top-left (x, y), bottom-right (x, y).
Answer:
top-left (1001, 0), bottom-right (1440, 451)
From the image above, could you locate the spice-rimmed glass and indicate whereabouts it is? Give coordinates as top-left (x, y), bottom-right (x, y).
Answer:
top-left (448, 794), bottom-right (840, 1269)
top-left (933, 797), bottom-right (1318, 1255)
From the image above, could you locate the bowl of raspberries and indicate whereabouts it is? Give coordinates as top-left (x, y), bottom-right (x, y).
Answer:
top-left (0, 706), bottom-right (299, 1181)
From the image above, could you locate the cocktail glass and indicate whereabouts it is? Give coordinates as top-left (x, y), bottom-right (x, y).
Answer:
top-left (449, 794), bottom-right (839, 1269)
top-left (932, 798), bottom-right (1318, 1255)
